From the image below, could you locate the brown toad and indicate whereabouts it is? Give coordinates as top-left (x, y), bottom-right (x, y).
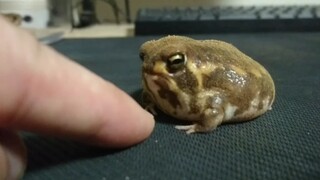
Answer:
top-left (140, 36), bottom-right (275, 134)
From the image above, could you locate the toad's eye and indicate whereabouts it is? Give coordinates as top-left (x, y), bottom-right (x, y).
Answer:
top-left (166, 54), bottom-right (186, 73)
top-left (139, 52), bottom-right (145, 61)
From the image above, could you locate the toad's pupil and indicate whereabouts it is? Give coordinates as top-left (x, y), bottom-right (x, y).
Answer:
top-left (168, 57), bottom-right (184, 65)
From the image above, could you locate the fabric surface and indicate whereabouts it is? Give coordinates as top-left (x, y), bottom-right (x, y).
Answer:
top-left (23, 33), bottom-right (320, 180)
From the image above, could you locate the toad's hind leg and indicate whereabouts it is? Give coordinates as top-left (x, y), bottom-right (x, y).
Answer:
top-left (175, 107), bottom-right (224, 134)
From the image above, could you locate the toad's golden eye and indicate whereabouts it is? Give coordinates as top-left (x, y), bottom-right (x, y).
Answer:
top-left (166, 54), bottom-right (186, 72)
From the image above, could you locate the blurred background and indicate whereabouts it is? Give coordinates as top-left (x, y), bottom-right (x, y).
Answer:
top-left (1, 1), bottom-right (319, 179)
top-left (0, 0), bottom-right (320, 42)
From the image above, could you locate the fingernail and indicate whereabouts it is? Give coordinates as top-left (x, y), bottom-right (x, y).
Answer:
top-left (5, 147), bottom-right (26, 179)
top-left (144, 110), bottom-right (154, 122)
top-left (140, 108), bottom-right (155, 130)
top-left (101, 106), bottom-right (155, 148)
top-left (0, 132), bottom-right (27, 180)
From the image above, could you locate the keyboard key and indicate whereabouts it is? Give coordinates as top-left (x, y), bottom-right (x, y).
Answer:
top-left (278, 12), bottom-right (296, 19)
top-left (199, 8), bottom-right (216, 20)
top-left (137, 9), bottom-right (161, 21)
top-left (219, 13), bottom-right (257, 20)
top-left (161, 9), bottom-right (180, 21)
top-left (259, 13), bottom-right (276, 19)
top-left (180, 8), bottom-right (199, 20)
top-left (297, 11), bottom-right (314, 19)
top-left (315, 9), bottom-right (320, 18)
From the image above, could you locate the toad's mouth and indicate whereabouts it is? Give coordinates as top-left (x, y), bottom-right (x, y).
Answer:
top-left (143, 66), bottom-right (170, 79)
top-left (143, 72), bottom-right (169, 85)
top-left (142, 65), bottom-right (164, 74)
top-left (144, 70), bottom-right (162, 76)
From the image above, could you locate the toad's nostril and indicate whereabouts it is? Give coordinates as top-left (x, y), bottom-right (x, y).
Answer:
top-left (139, 52), bottom-right (145, 61)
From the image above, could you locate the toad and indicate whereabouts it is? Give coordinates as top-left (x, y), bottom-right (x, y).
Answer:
top-left (140, 36), bottom-right (275, 134)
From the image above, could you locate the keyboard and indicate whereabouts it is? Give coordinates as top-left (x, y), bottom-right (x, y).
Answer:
top-left (135, 5), bottom-right (320, 35)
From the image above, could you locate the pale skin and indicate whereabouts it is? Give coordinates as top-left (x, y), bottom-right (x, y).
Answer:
top-left (0, 16), bottom-right (155, 179)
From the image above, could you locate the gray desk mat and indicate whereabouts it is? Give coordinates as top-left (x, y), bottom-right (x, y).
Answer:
top-left (23, 33), bottom-right (320, 179)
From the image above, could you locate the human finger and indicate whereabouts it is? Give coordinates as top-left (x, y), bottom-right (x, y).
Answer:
top-left (0, 16), bottom-right (154, 148)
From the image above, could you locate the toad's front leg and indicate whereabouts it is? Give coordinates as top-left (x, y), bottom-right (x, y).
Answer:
top-left (175, 107), bottom-right (224, 134)
top-left (142, 91), bottom-right (157, 115)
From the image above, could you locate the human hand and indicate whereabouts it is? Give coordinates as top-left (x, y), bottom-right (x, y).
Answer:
top-left (0, 16), bottom-right (154, 179)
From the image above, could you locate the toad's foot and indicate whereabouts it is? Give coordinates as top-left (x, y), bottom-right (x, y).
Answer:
top-left (175, 124), bottom-right (197, 134)
top-left (175, 107), bottom-right (224, 134)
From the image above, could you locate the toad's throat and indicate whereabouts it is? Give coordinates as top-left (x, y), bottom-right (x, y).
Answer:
top-left (145, 74), bottom-right (181, 109)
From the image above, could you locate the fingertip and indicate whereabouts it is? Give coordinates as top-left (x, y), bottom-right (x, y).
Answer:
top-left (93, 89), bottom-right (155, 148)
top-left (90, 83), bottom-right (155, 148)
top-left (124, 108), bottom-right (155, 146)
top-left (98, 107), bottom-right (155, 148)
